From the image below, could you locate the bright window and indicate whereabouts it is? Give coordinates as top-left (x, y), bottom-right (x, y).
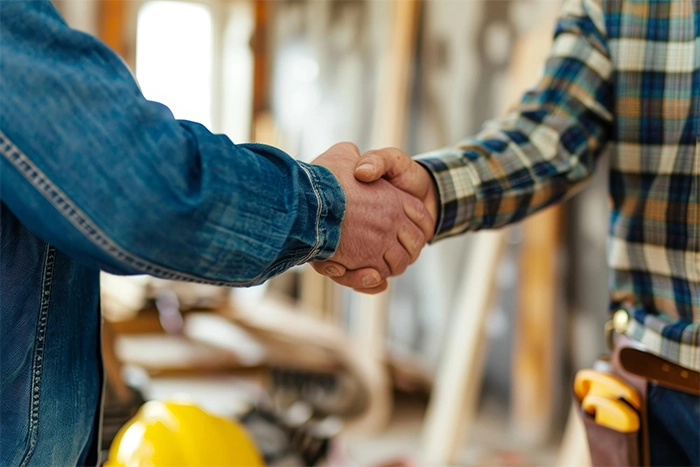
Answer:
top-left (136, 1), bottom-right (213, 128)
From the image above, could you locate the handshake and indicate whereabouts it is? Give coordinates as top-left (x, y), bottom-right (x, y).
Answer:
top-left (310, 142), bottom-right (438, 294)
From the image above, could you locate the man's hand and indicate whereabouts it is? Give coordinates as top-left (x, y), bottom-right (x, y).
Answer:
top-left (312, 147), bottom-right (439, 293)
top-left (310, 143), bottom-right (435, 292)
top-left (355, 147), bottom-right (438, 222)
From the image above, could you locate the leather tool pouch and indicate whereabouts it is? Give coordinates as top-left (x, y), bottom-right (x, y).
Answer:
top-left (574, 326), bottom-right (650, 467)
top-left (574, 386), bottom-right (642, 467)
top-left (575, 331), bottom-right (700, 466)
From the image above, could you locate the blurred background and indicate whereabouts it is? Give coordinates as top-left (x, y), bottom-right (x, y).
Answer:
top-left (53, 0), bottom-right (612, 465)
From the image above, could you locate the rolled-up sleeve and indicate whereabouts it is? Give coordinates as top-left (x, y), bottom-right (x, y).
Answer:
top-left (0, 1), bottom-right (345, 286)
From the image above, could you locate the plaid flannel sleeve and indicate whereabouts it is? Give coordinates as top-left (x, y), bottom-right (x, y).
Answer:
top-left (416, 0), bottom-right (615, 240)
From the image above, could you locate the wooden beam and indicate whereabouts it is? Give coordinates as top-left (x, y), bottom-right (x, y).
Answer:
top-left (300, 265), bottom-right (329, 320)
top-left (506, 7), bottom-right (561, 446)
top-left (250, 0), bottom-right (271, 142)
top-left (98, 0), bottom-right (128, 60)
top-left (556, 404), bottom-right (592, 467)
top-left (350, 0), bottom-right (422, 432)
top-left (511, 205), bottom-right (562, 444)
top-left (57, 0), bottom-right (98, 35)
top-left (421, 230), bottom-right (506, 464)
top-left (370, 0), bottom-right (422, 148)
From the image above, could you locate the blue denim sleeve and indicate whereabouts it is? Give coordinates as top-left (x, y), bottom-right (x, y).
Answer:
top-left (0, 1), bottom-right (345, 286)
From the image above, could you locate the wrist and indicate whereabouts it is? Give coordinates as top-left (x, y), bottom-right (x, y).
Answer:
top-left (423, 176), bottom-right (439, 231)
top-left (416, 163), bottom-right (439, 236)
top-left (296, 161), bottom-right (346, 262)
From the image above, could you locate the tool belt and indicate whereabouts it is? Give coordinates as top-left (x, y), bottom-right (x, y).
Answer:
top-left (574, 311), bottom-right (700, 467)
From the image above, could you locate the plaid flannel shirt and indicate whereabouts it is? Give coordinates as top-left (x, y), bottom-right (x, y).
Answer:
top-left (416, 0), bottom-right (700, 371)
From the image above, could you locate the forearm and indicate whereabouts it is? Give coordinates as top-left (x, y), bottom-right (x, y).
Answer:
top-left (1, 131), bottom-right (344, 286)
top-left (416, 0), bottom-right (614, 240)
top-left (0, 1), bottom-right (345, 286)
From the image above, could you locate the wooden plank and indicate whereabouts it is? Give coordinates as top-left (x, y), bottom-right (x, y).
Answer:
top-left (98, 0), bottom-right (129, 61)
top-left (300, 265), bottom-right (328, 319)
top-left (103, 321), bottom-right (133, 403)
top-left (350, 0), bottom-right (422, 432)
top-left (251, 0), bottom-right (271, 133)
top-left (369, 0), bottom-right (421, 148)
top-left (250, 1), bottom-right (280, 146)
top-left (210, 1), bottom-right (226, 134)
top-left (511, 205), bottom-right (562, 444)
top-left (57, 0), bottom-right (98, 35)
top-left (421, 230), bottom-right (506, 464)
top-left (556, 404), bottom-right (592, 467)
top-left (506, 7), bottom-right (561, 445)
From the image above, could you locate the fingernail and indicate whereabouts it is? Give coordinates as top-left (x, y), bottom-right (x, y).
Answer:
top-left (325, 266), bottom-right (340, 277)
top-left (362, 274), bottom-right (379, 287)
top-left (356, 164), bottom-right (374, 173)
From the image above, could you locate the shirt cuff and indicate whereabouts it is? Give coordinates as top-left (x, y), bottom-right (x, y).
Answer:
top-left (296, 161), bottom-right (346, 262)
top-left (414, 148), bottom-right (479, 241)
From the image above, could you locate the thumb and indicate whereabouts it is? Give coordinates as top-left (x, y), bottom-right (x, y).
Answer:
top-left (355, 148), bottom-right (416, 186)
top-left (355, 148), bottom-right (432, 201)
top-left (354, 152), bottom-right (387, 182)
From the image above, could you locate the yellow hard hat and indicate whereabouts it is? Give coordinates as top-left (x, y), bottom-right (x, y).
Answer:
top-left (105, 400), bottom-right (264, 467)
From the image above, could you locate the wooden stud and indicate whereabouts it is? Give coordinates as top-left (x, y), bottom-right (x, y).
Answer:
top-left (251, 0), bottom-right (271, 136)
top-left (421, 230), bottom-right (507, 464)
top-left (350, 0), bottom-right (422, 432)
top-left (98, 0), bottom-right (129, 61)
top-left (556, 404), bottom-right (592, 467)
top-left (511, 206), bottom-right (562, 444)
top-left (506, 7), bottom-right (561, 446)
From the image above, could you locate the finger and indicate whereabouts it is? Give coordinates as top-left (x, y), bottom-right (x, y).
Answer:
top-left (383, 244), bottom-right (411, 276)
top-left (321, 267), bottom-right (385, 289)
top-left (397, 222), bottom-right (426, 263)
top-left (353, 280), bottom-right (389, 295)
top-left (399, 191), bottom-right (435, 241)
top-left (310, 260), bottom-right (346, 278)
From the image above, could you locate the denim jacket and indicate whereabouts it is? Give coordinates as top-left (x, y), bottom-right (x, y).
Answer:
top-left (0, 1), bottom-right (345, 464)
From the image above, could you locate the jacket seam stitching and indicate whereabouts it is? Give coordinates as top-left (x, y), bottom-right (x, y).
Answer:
top-left (19, 245), bottom-right (56, 467)
top-left (0, 131), bottom-right (262, 286)
top-left (296, 164), bottom-right (323, 264)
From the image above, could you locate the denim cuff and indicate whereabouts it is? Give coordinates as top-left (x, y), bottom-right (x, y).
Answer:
top-left (296, 161), bottom-right (346, 262)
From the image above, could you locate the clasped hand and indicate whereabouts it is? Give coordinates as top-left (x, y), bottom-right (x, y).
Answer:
top-left (310, 143), bottom-right (438, 293)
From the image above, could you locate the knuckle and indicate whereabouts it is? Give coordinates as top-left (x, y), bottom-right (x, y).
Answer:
top-left (379, 264), bottom-right (391, 279)
top-left (386, 147), bottom-right (406, 163)
top-left (413, 200), bottom-right (427, 221)
top-left (339, 141), bottom-right (360, 155)
top-left (413, 231), bottom-right (427, 250)
top-left (395, 261), bottom-right (408, 275)
top-left (361, 150), bottom-right (386, 166)
top-left (413, 195), bottom-right (428, 214)
top-left (403, 196), bottom-right (426, 222)
top-left (388, 146), bottom-right (403, 157)
top-left (391, 250), bottom-right (410, 274)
